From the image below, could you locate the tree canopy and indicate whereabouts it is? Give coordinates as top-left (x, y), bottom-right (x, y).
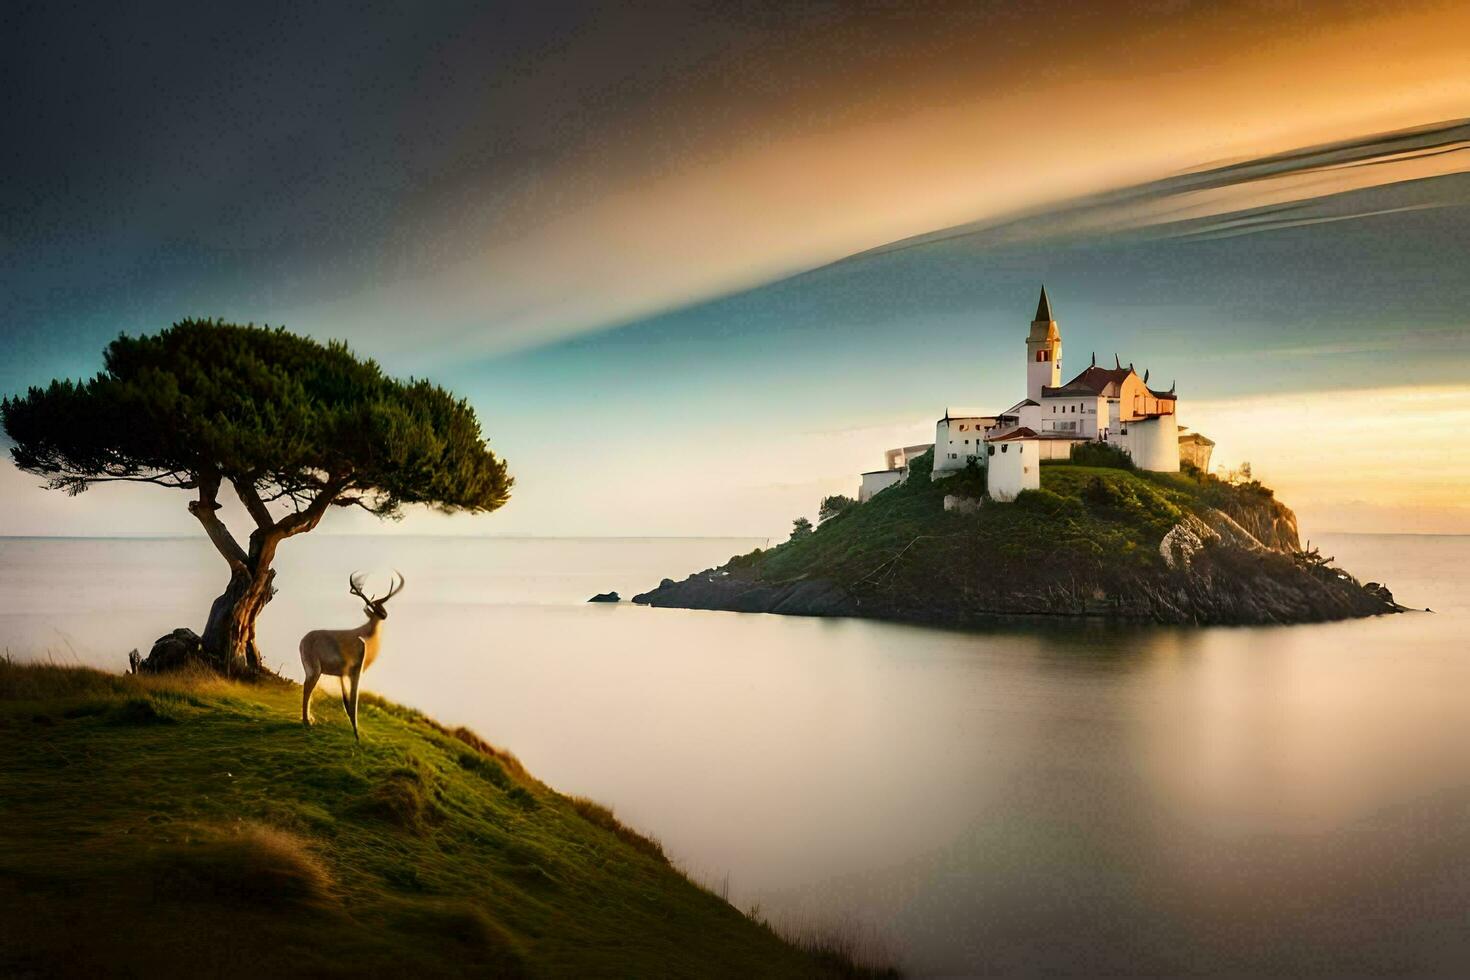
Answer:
top-left (3, 319), bottom-right (513, 672)
top-left (1, 319), bottom-right (511, 519)
top-left (818, 494), bottom-right (857, 522)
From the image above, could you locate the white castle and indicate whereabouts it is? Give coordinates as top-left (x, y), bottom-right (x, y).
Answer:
top-left (859, 287), bottom-right (1215, 502)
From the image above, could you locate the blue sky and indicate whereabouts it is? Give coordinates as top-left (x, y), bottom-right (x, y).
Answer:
top-left (3, 3), bottom-right (1469, 538)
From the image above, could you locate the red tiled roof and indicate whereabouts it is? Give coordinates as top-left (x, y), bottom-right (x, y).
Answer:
top-left (1043, 364), bottom-right (1180, 400)
top-left (987, 427), bottom-right (1039, 442)
top-left (1043, 365), bottom-right (1132, 397)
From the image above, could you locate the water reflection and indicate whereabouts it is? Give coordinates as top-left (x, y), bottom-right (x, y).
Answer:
top-left (2, 533), bottom-right (1468, 974)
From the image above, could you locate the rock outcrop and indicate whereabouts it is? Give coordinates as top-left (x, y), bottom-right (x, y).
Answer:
top-left (131, 627), bottom-right (207, 673)
top-left (1214, 492), bottom-right (1300, 551)
top-left (633, 466), bottom-right (1399, 629)
top-left (633, 572), bottom-right (856, 617)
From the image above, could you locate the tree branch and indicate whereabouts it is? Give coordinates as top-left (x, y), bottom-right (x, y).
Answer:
top-left (53, 469), bottom-right (196, 491)
top-left (276, 474), bottom-right (351, 540)
top-left (232, 479), bottom-right (275, 530)
top-left (188, 470), bottom-right (248, 571)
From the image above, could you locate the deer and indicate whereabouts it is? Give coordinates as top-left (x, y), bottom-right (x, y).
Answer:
top-left (299, 571), bottom-right (405, 740)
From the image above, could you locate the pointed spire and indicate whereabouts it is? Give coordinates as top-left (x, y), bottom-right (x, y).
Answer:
top-left (1114, 354), bottom-right (1121, 369)
top-left (1144, 368), bottom-right (1150, 383)
top-left (1091, 351), bottom-right (1096, 367)
top-left (1032, 285), bottom-right (1054, 323)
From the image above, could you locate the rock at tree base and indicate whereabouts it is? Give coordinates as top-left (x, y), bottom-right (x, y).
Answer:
top-left (135, 627), bottom-right (207, 673)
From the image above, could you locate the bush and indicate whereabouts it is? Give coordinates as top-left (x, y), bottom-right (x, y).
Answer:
top-left (1015, 488), bottom-right (1082, 518)
top-left (727, 547), bottom-right (763, 569)
top-left (818, 495), bottom-right (858, 522)
top-left (790, 517), bottom-right (814, 540)
top-left (1068, 441), bottom-right (1135, 470)
top-left (1083, 475), bottom-right (1124, 508)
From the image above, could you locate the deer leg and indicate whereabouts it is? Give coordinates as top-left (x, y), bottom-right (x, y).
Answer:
top-left (302, 666), bottom-right (321, 726)
top-left (348, 664), bottom-right (363, 742)
top-left (339, 675), bottom-right (351, 719)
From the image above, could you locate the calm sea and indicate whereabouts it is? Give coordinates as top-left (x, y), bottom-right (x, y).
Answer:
top-left (2, 532), bottom-right (1467, 975)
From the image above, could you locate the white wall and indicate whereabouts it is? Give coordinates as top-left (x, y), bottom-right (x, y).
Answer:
top-left (1118, 414), bottom-right (1180, 471)
top-left (1039, 394), bottom-right (1103, 437)
top-left (932, 417), bottom-right (990, 477)
top-left (1018, 401), bottom-right (1043, 430)
top-left (1036, 438), bottom-right (1080, 461)
top-left (986, 439), bottom-right (1040, 501)
top-left (860, 469), bottom-right (904, 502)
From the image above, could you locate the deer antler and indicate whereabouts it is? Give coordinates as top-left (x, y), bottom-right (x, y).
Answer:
top-left (381, 569), bottom-right (406, 603)
top-left (348, 571), bottom-right (371, 602)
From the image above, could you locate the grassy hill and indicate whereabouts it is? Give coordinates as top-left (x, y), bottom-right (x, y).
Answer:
top-left (0, 660), bottom-right (888, 979)
top-left (639, 449), bottom-right (1392, 625)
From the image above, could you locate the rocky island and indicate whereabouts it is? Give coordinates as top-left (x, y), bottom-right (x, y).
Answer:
top-left (633, 450), bottom-right (1398, 627)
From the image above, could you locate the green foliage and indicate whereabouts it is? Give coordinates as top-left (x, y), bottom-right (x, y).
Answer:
top-left (1065, 440), bottom-right (1135, 470)
top-left (818, 494), bottom-right (858, 522)
top-left (0, 662), bottom-right (856, 978)
top-left (1, 319), bottom-right (511, 518)
top-left (790, 516), bottom-right (814, 540)
top-left (721, 459), bottom-right (1283, 622)
top-left (941, 459), bottom-right (989, 500)
top-left (1014, 487), bottom-right (1083, 519)
top-left (727, 547), bottom-right (764, 569)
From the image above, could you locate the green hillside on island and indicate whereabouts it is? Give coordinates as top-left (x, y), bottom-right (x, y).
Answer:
top-left (0, 661), bottom-right (887, 979)
top-left (636, 449), bottom-right (1396, 625)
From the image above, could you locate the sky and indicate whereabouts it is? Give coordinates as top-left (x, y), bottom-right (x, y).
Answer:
top-left (2, 1), bottom-right (1469, 539)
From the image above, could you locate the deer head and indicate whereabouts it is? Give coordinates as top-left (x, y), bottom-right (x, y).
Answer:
top-left (348, 570), bottom-right (406, 621)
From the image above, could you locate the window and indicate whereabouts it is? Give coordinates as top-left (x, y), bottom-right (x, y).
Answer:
top-left (1001, 444), bottom-right (1008, 453)
top-left (988, 445), bottom-right (995, 456)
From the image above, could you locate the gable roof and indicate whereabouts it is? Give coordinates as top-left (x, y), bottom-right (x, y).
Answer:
top-left (1041, 364), bottom-right (1180, 401)
top-left (988, 426), bottom-right (1039, 442)
top-left (998, 399), bottom-right (1037, 417)
top-left (1044, 364), bottom-right (1132, 397)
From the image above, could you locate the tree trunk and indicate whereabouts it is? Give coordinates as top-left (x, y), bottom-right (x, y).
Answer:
top-left (189, 470), bottom-right (344, 676)
top-left (201, 559), bottom-right (276, 674)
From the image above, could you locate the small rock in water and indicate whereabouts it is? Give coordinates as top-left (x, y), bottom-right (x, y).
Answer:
top-left (587, 592), bottom-right (620, 603)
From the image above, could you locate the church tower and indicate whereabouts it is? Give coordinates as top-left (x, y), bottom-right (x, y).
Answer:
top-left (1026, 285), bottom-right (1061, 402)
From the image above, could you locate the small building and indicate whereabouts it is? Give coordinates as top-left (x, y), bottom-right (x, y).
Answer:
top-left (885, 443), bottom-right (934, 471)
top-left (985, 428), bottom-right (1041, 501)
top-left (1178, 429), bottom-right (1215, 472)
top-left (859, 468), bottom-right (904, 502)
top-left (933, 411), bottom-right (997, 479)
top-left (861, 442), bottom-right (934, 502)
